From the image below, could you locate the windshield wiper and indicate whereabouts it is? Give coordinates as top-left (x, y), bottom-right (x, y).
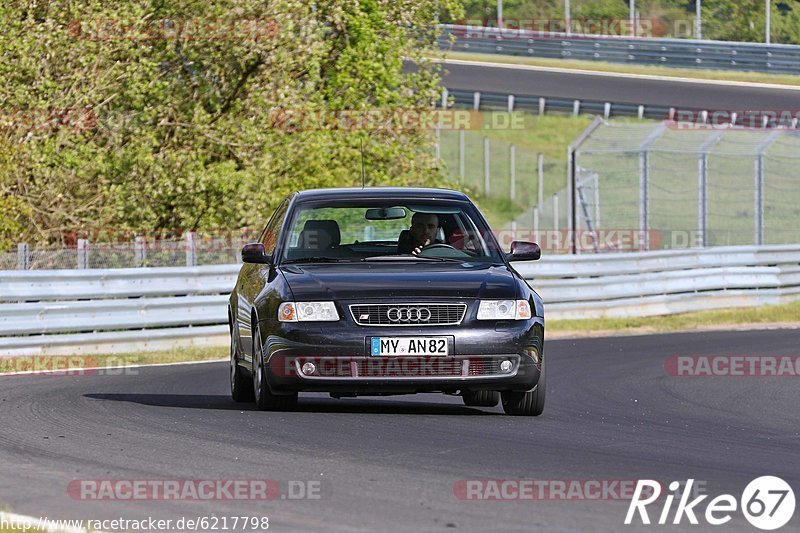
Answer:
top-left (361, 255), bottom-right (460, 263)
top-left (282, 257), bottom-right (352, 264)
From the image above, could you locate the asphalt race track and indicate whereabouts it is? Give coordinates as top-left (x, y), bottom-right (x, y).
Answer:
top-left (438, 60), bottom-right (800, 110)
top-left (1, 329), bottom-right (799, 532)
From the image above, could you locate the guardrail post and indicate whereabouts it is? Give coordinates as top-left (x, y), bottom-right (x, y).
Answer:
top-left (17, 243), bottom-right (29, 270)
top-left (483, 136), bottom-right (491, 195)
top-left (507, 94), bottom-right (515, 112)
top-left (441, 88), bottom-right (449, 108)
top-left (573, 100), bottom-right (581, 116)
top-left (459, 129), bottom-right (465, 183)
top-left (134, 235), bottom-right (146, 267)
top-left (509, 144), bottom-right (516, 201)
top-left (604, 103), bottom-right (611, 120)
top-left (638, 105), bottom-right (645, 119)
top-left (77, 239), bottom-right (89, 269)
top-left (539, 97), bottom-right (546, 115)
top-left (473, 91), bottom-right (481, 111)
top-left (185, 231), bottom-right (197, 267)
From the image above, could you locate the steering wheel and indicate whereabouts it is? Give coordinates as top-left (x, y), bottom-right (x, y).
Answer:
top-left (420, 243), bottom-right (458, 252)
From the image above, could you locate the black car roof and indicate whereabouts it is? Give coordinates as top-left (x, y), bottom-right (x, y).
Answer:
top-left (294, 187), bottom-right (469, 202)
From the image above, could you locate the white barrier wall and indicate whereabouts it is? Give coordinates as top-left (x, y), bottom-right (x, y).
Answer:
top-left (2, 246), bottom-right (799, 355)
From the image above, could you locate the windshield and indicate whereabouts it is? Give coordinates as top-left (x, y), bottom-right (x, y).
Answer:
top-left (280, 200), bottom-right (504, 264)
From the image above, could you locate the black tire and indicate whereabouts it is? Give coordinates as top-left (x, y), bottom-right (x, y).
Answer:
top-left (501, 360), bottom-right (546, 416)
top-left (462, 390), bottom-right (501, 407)
top-left (230, 325), bottom-right (254, 403)
top-left (252, 323), bottom-right (298, 411)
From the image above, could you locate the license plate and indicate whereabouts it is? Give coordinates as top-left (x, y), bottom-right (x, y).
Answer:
top-left (370, 337), bottom-right (448, 356)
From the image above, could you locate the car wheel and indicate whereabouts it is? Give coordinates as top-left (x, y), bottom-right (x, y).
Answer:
top-left (252, 323), bottom-right (298, 411)
top-left (501, 360), bottom-right (545, 416)
top-left (230, 325), bottom-right (254, 403)
top-left (462, 390), bottom-right (500, 407)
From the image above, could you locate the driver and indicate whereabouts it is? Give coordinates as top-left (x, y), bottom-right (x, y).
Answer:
top-left (409, 212), bottom-right (441, 255)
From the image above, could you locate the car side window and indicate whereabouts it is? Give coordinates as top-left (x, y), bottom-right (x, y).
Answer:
top-left (259, 198), bottom-right (290, 256)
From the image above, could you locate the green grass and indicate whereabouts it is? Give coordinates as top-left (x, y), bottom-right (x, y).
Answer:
top-left (548, 300), bottom-right (800, 335)
top-left (442, 51), bottom-right (800, 87)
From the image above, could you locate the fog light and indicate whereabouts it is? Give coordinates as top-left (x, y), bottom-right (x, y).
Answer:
top-left (301, 362), bottom-right (316, 375)
top-left (500, 360), bottom-right (513, 373)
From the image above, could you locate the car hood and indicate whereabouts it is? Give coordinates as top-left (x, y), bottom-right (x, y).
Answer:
top-left (280, 262), bottom-right (518, 301)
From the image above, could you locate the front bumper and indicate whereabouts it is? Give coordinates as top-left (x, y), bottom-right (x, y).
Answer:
top-left (261, 318), bottom-right (544, 394)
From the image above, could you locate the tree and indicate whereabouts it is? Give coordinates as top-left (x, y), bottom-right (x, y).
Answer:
top-left (0, 0), bottom-right (462, 245)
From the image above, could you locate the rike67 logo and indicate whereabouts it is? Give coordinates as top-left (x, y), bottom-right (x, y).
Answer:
top-left (626, 477), bottom-right (796, 530)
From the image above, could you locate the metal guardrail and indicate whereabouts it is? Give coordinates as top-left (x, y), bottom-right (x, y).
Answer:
top-left (2, 245), bottom-right (799, 355)
top-left (446, 88), bottom-right (676, 121)
top-left (439, 24), bottom-right (800, 75)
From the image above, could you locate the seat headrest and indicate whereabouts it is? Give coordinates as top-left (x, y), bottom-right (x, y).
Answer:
top-left (299, 219), bottom-right (341, 249)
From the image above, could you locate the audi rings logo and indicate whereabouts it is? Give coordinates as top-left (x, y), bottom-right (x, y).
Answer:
top-left (387, 307), bottom-right (431, 323)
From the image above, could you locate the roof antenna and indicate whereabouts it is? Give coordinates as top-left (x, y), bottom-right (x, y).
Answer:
top-left (360, 137), bottom-right (366, 189)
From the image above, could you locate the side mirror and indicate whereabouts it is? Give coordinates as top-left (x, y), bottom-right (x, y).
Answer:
top-left (242, 242), bottom-right (271, 264)
top-left (508, 241), bottom-right (541, 261)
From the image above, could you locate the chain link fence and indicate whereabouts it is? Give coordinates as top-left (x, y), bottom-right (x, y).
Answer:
top-left (573, 122), bottom-right (800, 251)
top-left (2, 232), bottom-right (254, 270)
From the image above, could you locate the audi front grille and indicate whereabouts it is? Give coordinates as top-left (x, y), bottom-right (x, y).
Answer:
top-left (349, 303), bottom-right (467, 326)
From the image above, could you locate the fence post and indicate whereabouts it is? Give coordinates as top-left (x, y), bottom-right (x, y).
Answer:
top-left (537, 153), bottom-right (544, 209)
top-left (697, 131), bottom-right (723, 248)
top-left (134, 235), bottom-right (146, 267)
top-left (553, 193), bottom-right (559, 232)
top-left (484, 136), bottom-right (490, 196)
top-left (533, 207), bottom-right (539, 236)
top-left (77, 239), bottom-right (89, 269)
top-left (17, 243), bottom-right (29, 270)
top-left (185, 231), bottom-right (197, 267)
top-left (568, 117), bottom-right (605, 254)
top-left (459, 129), bottom-right (465, 183)
top-left (754, 131), bottom-right (781, 245)
top-left (639, 151), bottom-right (649, 251)
top-left (509, 144), bottom-right (516, 201)
top-left (638, 123), bottom-right (667, 251)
